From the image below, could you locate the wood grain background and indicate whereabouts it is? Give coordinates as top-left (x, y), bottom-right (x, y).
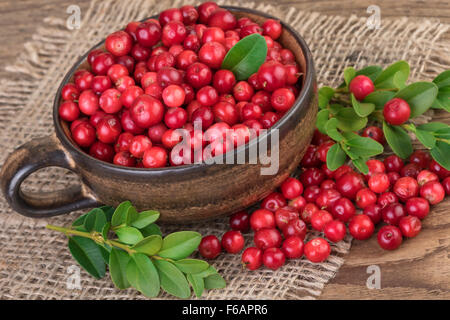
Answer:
top-left (0, 0), bottom-right (449, 299)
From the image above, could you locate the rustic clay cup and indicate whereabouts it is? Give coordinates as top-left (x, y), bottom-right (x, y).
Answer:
top-left (0, 6), bottom-right (317, 222)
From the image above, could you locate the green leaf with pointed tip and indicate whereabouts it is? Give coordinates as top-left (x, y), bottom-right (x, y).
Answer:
top-left (342, 133), bottom-right (384, 157)
top-left (221, 33), bottom-right (267, 81)
top-left (102, 222), bottom-right (110, 240)
top-left (433, 70), bottom-right (450, 88)
top-left (131, 210), bottom-right (160, 229)
top-left (83, 208), bottom-right (107, 232)
top-left (126, 253), bottom-right (160, 298)
top-left (356, 65), bottom-right (383, 81)
top-left (324, 118), bottom-right (344, 142)
top-left (432, 87), bottom-right (450, 111)
top-left (434, 127), bottom-right (450, 140)
top-left (109, 248), bottom-right (131, 289)
top-left (344, 67), bottom-right (356, 87)
top-left (154, 259), bottom-right (191, 299)
top-left (115, 227), bottom-right (144, 245)
top-left (374, 60), bottom-right (410, 89)
top-left (352, 158), bottom-right (369, 175)
top-left (125, 206), bottom-right (139, 226)
top-left (318, 87), bottom-right (335, 109)
top-left (394, 82), bottom-right (438, 118)
top-left (363, 91), bottom-right (396, 109)
top-left (132, 235), bottom-right (162, 256)
top-left (415, 129), bottom-right (436, 149)
top-left (350, 93), bottom-right (375, 117)
top-left (111, 201), bottom-right (132, 227)
top-left (417, 122), bottom-right (448, 132)
top-left (335, 108), bottom-right (368, 132)
top-left (68, 236), bottom-right (105, 279)
top-left (140, 223), bottom-right (163, 237)
top-left (187, 274), bottom-right (204, 298)
top-left (98, 244), bottom-right (111, 265)
top-left (430, 140), bottom-right (450, 170)
top-left (316, 109), bottom-right (330, 134)
top-left (383, 121), bottom-right (413, 159)
top-left (326, 143), bottom-right (347, 171)
top-left (158, 231), bottom-right (201, 260)
top-left (99, 206), bottom-right (115, 222)
top-left (72, 213), bottom-right (88, 227)
top-left (204, 273), bottom-right (226, 290)
top-left (173, 259), bottom-right (209, 274)
top-left (329, 103), bottom-right (344, 115)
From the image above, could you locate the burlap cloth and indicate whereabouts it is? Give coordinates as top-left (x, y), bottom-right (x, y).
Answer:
top-left (0, 0), bottom-right (449, 300)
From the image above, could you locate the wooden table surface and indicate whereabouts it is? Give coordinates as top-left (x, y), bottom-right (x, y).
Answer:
top-left (0, 0), bottom-right (449, 299)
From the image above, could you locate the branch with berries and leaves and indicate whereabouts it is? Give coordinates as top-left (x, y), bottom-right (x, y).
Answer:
top-left (46, 201), bottom-right (225, 299)
top-left (316, 60), bottom-right (450, 174)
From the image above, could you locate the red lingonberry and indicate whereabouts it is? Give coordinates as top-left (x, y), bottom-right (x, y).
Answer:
top-left (355, 188), bottom-right (377, 209)
top-left (280, 177), bottom-right (303, 200)
top-left (368, 173), bottom-right (390, 193)
top-left (199, 235), bottom-right (221, 259)
top-left (304, 238), bottom-right (331, 263)
top-left (393, 176), bottom-right (419, 201)
top-left (262, 19), bottom-right (282, 39)
top-left (362, 126), bottom-right (385, 144)
top-left (271, 88), bottom-right (295, 112)
top-left (142, 146), bottom-right (168, 168)
top-left (261, 192), bottom-right (287, 212)
top-left (89, 141), bottom-right (114, 163)
top-left (222, 230), bottom-right (245, 254)
top-left (262, 248), bottom-right (285, 270)
top-left (300, 203), bottom-right (318, 224)
top-left (281, 218), bottom-right (307, 240)
top-left (250, 209), bottom-right (275, 231)
top-left (377, 225), bottom-right (402, 250)
top-left (383, 98), bottom-right (411, 125)
top-left (229, 210), bottom-right (250, 232)
top-left (349, 75), bottom-right (374, 100)
top-left (281, 236), bottom-right (304, 259)
top-left (323, 220), bottom-right (346, 243)
top-left (381, 203), bottom-right (406, 225)
top-left (310, 209), bottom-right (333, 231)
top-left (129, 135), bottom-right (152, 158)
top-left (384, 154), bottom-right (404, 173)
top-left (254, 228), bottom-right (282, 250)
top-left (348, 214), bottom-right (374, 240)
top-left (241, 247), bottom-right (263, 270)
top-left (335, 172), bottom-right (365, 200)
top-left (72, 122), bottom-right (96, 147)
top-left (274, 206), bottom-right (299, 230)
top-left (59, 101), bottom-right (80, 122)
top-left (377, 191), bottom-right (398, 208)
top-left (113, 151), bottom-right (136, 167)
top-left (363, 204), bottom-right (382, 225)
top-left (315, 189), bottom-right (341, 210)
top-left (399, 215), bottom-right (422, 238)
top-left (420, 181), bottom-right (445, 205)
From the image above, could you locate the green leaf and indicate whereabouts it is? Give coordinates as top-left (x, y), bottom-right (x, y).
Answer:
top-left (204, 273), bottom-right (226, 290)
top-left (324, 118), bottom-right (344, 142)
top-left (318, 87), bottom-right (335, 109)
top-left (351, 93), bottom-right (375, 117)
top-left (329, 103), bottom-right (344, 115)
top-left (326, 143), bottom-right (347, 171)
top-left (154, 260), bottom-right (191, 299)
top-left (335, 108), bottom-right (368, 132)
top-left (316, 109), bottom-right (330, 134)
top-left (68, 236), bottom-right (105, 279)
top-left (343, 67), bottom-right (356, 87)
top-left (342, 134), bottom-right (384, 157)
top-left (132, 235), bottom-right (163, 256)
top-left (126, 253), bottom-right (160, 298)
top-left (109, 248), bottom-right (131, 289)
top-left (383, 121), bottom-right (413, 159)
top-left (72, 213), bottom-right (88, 227)
top-left (102, 222), bottom-right (110, 240)
top-left (415, 129), bottom-right (436, 149)
top-left (83, 208), bottom-right (107, 232)
top-left (111, 201), bottom-right (132, 227)
top-left (430, 140), bottom-right (450, 170)
top-left (99, 244), bottom-right (111, 265)
top-left (356, 65), bottom-right (383, 82)
top-left (141, 223), bottom-right (163, 237)
top-left (394, 82), bottom-right (439, 118)
top-left (187, 274), bottom-right (204, 298)
top-left (173, 259), bottom-right (209, 274)
top-left (432, 86), bottom-right (450, 111)
top-left (131, 210), bottom-right (160, 229)
top-left (417, 122), bottom-right (448, 132)
top-left (352, 158), bottom-right (369, 175)
top-left (221, 33), bottom-right (267, 81)
top-left (374, 60), bottom-right (410, 89)
top-left (158, 231), bottom-right (202, 260)
top-left (434, 127), bottom-right (450, 140)
top-left (99, 206), bottom-right (115, 221)
top-left (363, 91), bottom-right (396, 109)
top-left (115, 227), bottom-right (144, 245)
top-left (433, 70), bottom-right (450, 88)
top-left (125, 206), bottom-right (139, 226)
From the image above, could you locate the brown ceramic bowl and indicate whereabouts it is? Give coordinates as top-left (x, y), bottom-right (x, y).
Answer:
top-left (0, 6), bottom-right (317, 222)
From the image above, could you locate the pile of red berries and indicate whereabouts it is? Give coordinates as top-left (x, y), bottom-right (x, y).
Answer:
top-left (58, 2), bottom-right (301, 168)
top-left (198, 130), bottom-right (450, 270)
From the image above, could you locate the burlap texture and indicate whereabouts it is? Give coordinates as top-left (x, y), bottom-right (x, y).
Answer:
top-left (0, 0), bottom-right (449, 300)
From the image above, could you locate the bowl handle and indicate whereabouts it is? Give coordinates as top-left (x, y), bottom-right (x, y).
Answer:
top-left (0, 134), bottom-right (100, 218)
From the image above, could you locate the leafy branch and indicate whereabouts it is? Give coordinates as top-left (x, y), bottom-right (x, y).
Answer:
top-left (47, 202), bottom-right (225, 298)
top-left (317, 60), bottom-right (450, 174)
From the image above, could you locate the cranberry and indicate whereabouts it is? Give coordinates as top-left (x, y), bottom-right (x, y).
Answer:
top-left (199, 235), bottom-right (221, 259)
top-left (349, 75), bottom-right (375, 101)
top-left (257, 61), bottom-right (286, 92)
top-left (208, 9), bottom-right (236, 31)
top-left (405, 197), bottom-right (429, 220)
top-left (185, 62), bottom-right (212, 88)
top-left (377, 191), bottom-right (398, 208)
top-left (233, 81), bottom-right (254, 102)
top-left (261, 192), bottom-right (286, 212)
top-left (362, 126), bottom-right (385, 144)
top-left (262, 247), bottom-right (285, 270)
top-left (213, 101), bottom-right (238, 126)
top-left (121, 109), bottom-right (145, 135)
top-left (142, 146), bottom-right (168, 168)
top-left (115, 132), bottom-right (133, 152)
top-left (333, 164), bottom-right (353, 180)
top-left (91, 76), bottom-right (112, 94)
top-left (383, 98), bottom-right (411, 125)
top-left (89, 141), bottom-right (114, 162)
top-left (335, 172), bottom-right (365, 200)
top-left (348, 214), bottom-right (374, 240)
top-left (420, 181), bottom-right (445, 204)
top-left (388, 172), bottom-right (401, 185)
top-left (161, 21), bottom-right (186, 46)
top-left (113, 151), bottom-right (136, 167)
top-left (229, 210), bottom-right (250, 232)
top-left (121, 86), bottom-right (144, 109)
top-left (157, 67), bottom-right (183, 87)
top-left (274, 207), bottom-right (299, 230)
top-left (262, 19), bottom-right (282, 39)
top-left (130, 94), bottom-right (164, 128)
top-left (129, 135), bottom-right (152, 158)
top-left (221, 230), bottom-right (244, 254)
top-left (136, 21), bottom-right (161, 47)
top-left (324, 220), bottom-right (346, 243)
top-left (59, 101), bottom-right (80, 122)
top-left (281, 236), bottom-right (304, 259)
top-left (368, 173), bottom-right (390, 193)
top-left (331, 197), bottom-right (355, 222)
top-left (254, 228), bottom-right (282, 250)
top-left (300, 145), bottom-right (321, 168)
top-left (399, 215), bottom-right (422, 238)
top-left (250, 209), bottom-right (275, 231)
top-left (300, 168), bottom-right (325, 187)
top-left (92, 52), bottom-right (115, 75)
top-left (198, 2), bottom-right (219, 24)
top-left (363, 204), bottom-right (382, 225)
top-left (311, 209), bottom-right (333, 231)
top-left (393, 176), bottom-right (419, 201)
top-left (280, 177), bottom-right (303, 200)
top-left (96, 115), bottom-right (121, 144)
top-left (304, 238), bottom-right (331, 263)
top-left (289, 196), bottom-right (307, 212)
top-left (61, 83), bottom-right (80, 101)
top-left (355, 188), bottom-right (377, 209)
top-left (72, 122), bottom-right (96, 147)
top-left (99, 88), bottom-right (122, 114)
top-left (315, 189), bottom-right (341, 210)
top-left (271, 88), bottom-right (295, 112)
top-left (429, 159), bottom-right (450, 179)
top-left (78, 89), bottom-right (99, 115)
top-left (381, 203), bottom-right (406, 225)
top-left (300, 203), bottom-right (318, 224)
top-left (240, 24), bottom-right (263, 38)
top-left (180, 5), bottom-right (198, 25)
top-left (317, 141), bottom-right (335, 163)
top-left (366, 159), bottom-right (385, 178)
top-left (116, 55), bottom-right (135, 73)
top-left (281, 218), bottom-right (307, 240)
top-left (417, 169), bottom-right (439, 186)
top-left (241, 247), bottom-right (263, 270)
top-left (377, 225), bottom-right (402, 250)
top-left (443, 177), bottom-right (450, 195)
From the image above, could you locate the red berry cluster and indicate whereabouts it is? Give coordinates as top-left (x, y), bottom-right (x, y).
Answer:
top-left (198, 131), bottom-right (450, 270)
top-left (58, 2), bottom-right (301, 168)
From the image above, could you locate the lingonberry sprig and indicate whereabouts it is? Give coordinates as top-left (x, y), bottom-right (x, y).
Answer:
top-left (316, 60), bottom-right (450, 174)
top-left (46, 201), bottom-right (225, 298)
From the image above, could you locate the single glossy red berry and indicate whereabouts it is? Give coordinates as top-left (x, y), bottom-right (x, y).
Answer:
top-left (240, 23), bottom-right (263, 38)
top-left (443, 177), bottom-right (450, 195)
top-left (281, 218), bottom-right (307, 240)
top-left (331, 197), bottom-right (356, 222)
top-left (289, 196), bottom-right (307, 212)
top-left (377, 225), bottom-right (402, 250)
top-left (300, 168), bottom-right (325, 187)
top-left (142, 146), bottom-right (168, 168)
top-left (303, 185), bottom-right (321, 203)
top-left (59, 101), bottom-right (80, 122)
top-left (91, 75), bottom-right (112, 94)
top-left (270, 88), bottom-right (295, 112)
top-left (377, 191), bottom-right (398, 208)
top-left (383, 98), bottom-right (411, 125)
top-left (304, 238), bottom-right (330, 263)
top-left (61, 83), bottom-right (80, 101)
top-left (349, 214), bottom-right (374, 240)
top-left (72, 122), bottom-right (96, 147)
top-left (208, 9), bottom-right (237, 31)
top-left (161, 21), bottom-right (187, 47)
top-left (130, 94), bottom-right (164, 128)
top-left (262, 247), bottom-right (285, 270)
top-left (198, 42), bottom-right (226, 69)
top-left (393, 176), bottom-right (419, 201)
top-left (115, 132), bottom-right (133, 153)
top-left (324, 220), bottom-right (346, 243)
top-left (89, 110), bottom-right (106, 128)
top-left (429, 159), bottom-right (450, 179)
top-left (333, 164), bottom-right (353, 180)
top-left (113, 151), bottom-right (136, 167)
top-left (420, 181), bottom-right (445, 205)
top-left (336, 172), bottom-right (365, 200)
top-left (106, 31), bottom-right (133, 57)
top-left (212, 101), bottom-right (238, 125)
top-left (89, 141), bottom-right (114, 162)
top-left (157, 66), bottom-right (183, 87)
top-left (254, 228), bottom-right (282, 250)
top-left (121, 85), bottom-right (144, 109)
top-left (409, 150), bottom-right (431, 168)
top-left (96, 115), bottom-right (122, 144)
top-left (213, 69), bottom-right (236, 94)
top-left (250, 209), bottom-right (275, 231)
top-left (99, 88), bottom-right (122, 114)
top-left (311, 209), bottom-right (333, 231)
top-left (120, 109), bottom-right (145, 135)
top-left (74, 70), bottom-right (93, 91)
top-left (185, 62), bottom-right (212, 88)
top-left (366, 159), bottom-right (386, 178)
top-left (315, 189), bottom-right (341, 210)
top-left (399, 215), bottom-right (422, 238)
top-left (262, 19), bottom-right (282, 39)
top-left (136, 21), bottom-right (161, 47)
top-left (274, 206), bottom-right (298, 230)
top-left (300, 203), bottom-right (317, 224)
top-left (349, 75), bottom-right (375, 100)
top-left (368, 173), bottom-right (390, 193)
top-left (222, 230), bottom-right (245, 254)
top-left (280, 177), bottom-right (303, 200)
top-left (257, 61), bottom-right (287, 92)
top-left (320, 179), bottom-right (336, 190)
top-left (229, 210), bottom-right (250, 232)
top-left (92, 52), bottom-right (115, 75)
top-left (300, 145), bottom-right (321, 168)
top-left (317, 141), bottom-right (335, 163)
top-left (233, 81), bottom-right (254, 102)
top-left (199, 235), bottom-right (221, 259)
top-left (261, 192), bottom-right (287, 212)
top-left (198, 2), bottom-right (219, 24)
top-left (281, 236), bottom-right (304, 259)
top-left (129, 135), bottom-right (152, 158)
top-left (78, 89), bottom-right (99, 115)
top-left (180, 5), bottom-right (198, 25)
top-left (417, 169), bottom-right (439, 186)
top-left (241, 247), bottom-right (263, 270)
top-left (381, 202), bottom-right (406, 225)
top-left (355, 188), bottom-right (377, 209)
top-left (362, 126), bottom-right (385, 144)
top-left (116, 55), bottom-right (135, 73)
top-left (388, 171), bottom-right (401, 185)
top-left (363, 204), bottom-right (382, 225)
top-left (405, 197), bottom-right (430, 219)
